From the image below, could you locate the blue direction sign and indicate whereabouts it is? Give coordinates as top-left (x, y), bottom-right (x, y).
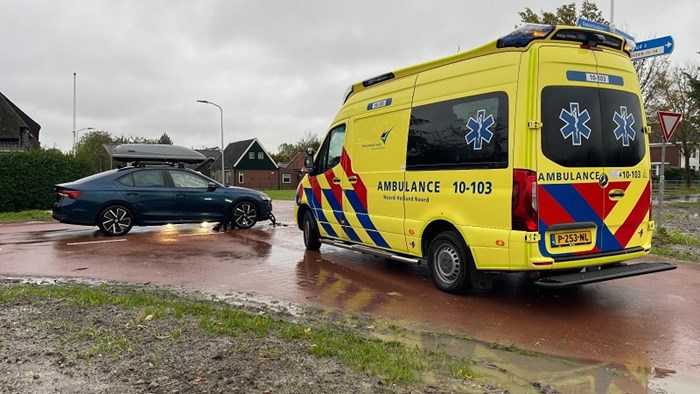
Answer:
top-left (576, 18), bottom-right (636, 46)
top-left (576, 17), bottom-right (611, 32)
top-left (631, 36), bottom-right (674, 60)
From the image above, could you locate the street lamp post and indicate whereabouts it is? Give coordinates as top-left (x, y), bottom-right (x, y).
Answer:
top-left (196, 100), bottom-right (225, 185)
top-left (73, 127), bottom-right (95, 155)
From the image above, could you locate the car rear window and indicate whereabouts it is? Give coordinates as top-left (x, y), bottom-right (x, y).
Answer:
top-left (541, 86), bottom-right (645, 167)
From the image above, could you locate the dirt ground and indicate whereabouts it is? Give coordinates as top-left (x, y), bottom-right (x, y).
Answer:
top-left (0, 280), bottom-right (517, 394)
top-left (654, 201), bottom-right (700, 260)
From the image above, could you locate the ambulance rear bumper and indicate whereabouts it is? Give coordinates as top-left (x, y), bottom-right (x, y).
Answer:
top-left (534, 262), bottom-right (677, 288)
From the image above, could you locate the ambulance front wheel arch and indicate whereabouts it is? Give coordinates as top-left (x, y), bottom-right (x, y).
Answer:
top-left (299, 207), bottom-right (321, 251)
top-left (423, 224), bottom-right (473, 294)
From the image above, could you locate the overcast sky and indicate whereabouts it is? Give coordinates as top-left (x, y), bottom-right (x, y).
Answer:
top-left (1, 0), bottom-right (698, 154)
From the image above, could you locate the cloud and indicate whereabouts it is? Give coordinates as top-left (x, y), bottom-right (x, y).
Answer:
top-left (1, 0), bottom-right (697, 154)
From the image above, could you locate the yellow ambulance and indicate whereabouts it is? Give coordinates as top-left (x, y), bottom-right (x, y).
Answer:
top-left (294, 24), bottom-right (676, 294)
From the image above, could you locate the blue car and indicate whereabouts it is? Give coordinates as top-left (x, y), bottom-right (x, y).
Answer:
top-left (53, 165), bottom-right (274, 236)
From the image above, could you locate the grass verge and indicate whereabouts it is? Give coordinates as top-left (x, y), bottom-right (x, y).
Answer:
top-left (0, 210), bottom-right (52, 223)
top-left (0, 282), bottom-right (474, 386)
top-left (259, 189), bottom-right (296, 200)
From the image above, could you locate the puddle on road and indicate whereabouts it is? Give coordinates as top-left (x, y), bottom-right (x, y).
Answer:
top-left (370, 327), bottom-right (700, 393)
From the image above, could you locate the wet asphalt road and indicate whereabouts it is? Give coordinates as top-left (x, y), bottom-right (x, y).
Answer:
top-left (1, 200), bottom-right (699, 382)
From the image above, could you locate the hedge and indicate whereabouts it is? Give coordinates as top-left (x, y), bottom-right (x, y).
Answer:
top-left (0, 150), bottom-right (92, 212)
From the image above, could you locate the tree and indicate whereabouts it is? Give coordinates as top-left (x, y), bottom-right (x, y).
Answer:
top-left (75, 130), bottom-right (114, 174)
top-left (518, 1), bottom-right (604, 25)
top-left (272, 131), bottom-right (321, 163)
top-left (653, 63), bottom-right (700, 186)
top-left (156, 133), bottom-right (174, 145)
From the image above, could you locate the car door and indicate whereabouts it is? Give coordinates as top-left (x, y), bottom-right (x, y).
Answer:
top-left (116, 169), bottom-right (176, 223)
top-left (167, 169), bottom-right (226, 222)
top-left (306, 124), bottom-right (349, 240)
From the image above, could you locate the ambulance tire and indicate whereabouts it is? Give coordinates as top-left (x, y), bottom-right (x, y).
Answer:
top-left (302, 210), bottom-right (321, 251)
top-left (427, 231), bottom-right (471, 294)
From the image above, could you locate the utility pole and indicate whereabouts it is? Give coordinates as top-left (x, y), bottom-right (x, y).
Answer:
top-left (73, 72), bottom-right (77, 153)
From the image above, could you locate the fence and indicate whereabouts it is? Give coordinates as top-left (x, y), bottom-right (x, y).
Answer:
top-left (652, 179), bottom-right (700, 191)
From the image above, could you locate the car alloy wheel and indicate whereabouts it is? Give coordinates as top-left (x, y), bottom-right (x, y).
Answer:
top-left (232, 201), bottom-right (257, 229)
top-left (98, 205), bottom-right (133, 236)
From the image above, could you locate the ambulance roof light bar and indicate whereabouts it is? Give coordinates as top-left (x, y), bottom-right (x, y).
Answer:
top-left (497, 24), bottom-right (554, 48)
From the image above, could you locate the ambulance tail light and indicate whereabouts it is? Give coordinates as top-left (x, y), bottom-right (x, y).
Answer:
top-left (648, 174), bottom-right (653, 220)
top-left (512, 169), bottom-right (538, 231)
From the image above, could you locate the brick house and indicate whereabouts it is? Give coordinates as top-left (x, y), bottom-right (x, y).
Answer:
top-left (278, 151), bottom-right (306, 190)
top-left (649, 142), bottom-right (700, 176)
top-left (210, 138), bottom-right (279, 189)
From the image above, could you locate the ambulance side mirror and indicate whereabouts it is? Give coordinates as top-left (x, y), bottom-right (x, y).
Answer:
top-left (303, 148), bottom-right (315, 174)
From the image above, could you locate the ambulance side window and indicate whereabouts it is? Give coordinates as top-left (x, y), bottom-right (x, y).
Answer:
top-left (315, 125), bottom-right (346, 174)
top-left (406, 91), bottom-right (508, 170)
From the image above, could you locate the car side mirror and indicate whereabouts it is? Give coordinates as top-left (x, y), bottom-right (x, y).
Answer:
top-left (303, 148), bottom-right (315, 174)
top-left (207, 182), bottom-right (218, 191)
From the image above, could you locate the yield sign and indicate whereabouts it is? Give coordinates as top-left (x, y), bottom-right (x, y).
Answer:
top-left (658, 111), bottom-right (683, 142)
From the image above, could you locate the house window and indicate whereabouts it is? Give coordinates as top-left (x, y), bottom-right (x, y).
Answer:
top-left (258, 152), bottom-right (264, 160)
top-left (282, 173), bottom-right (291, 184)
top-left (249, 152), bottom-right (255, 159)
top-left (224, 170), bottom-right (231, 185)
top-left (238, 171), bottom-right (244, 184)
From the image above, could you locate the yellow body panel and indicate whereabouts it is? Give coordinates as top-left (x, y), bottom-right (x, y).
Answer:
top-left (295, 25), bottom-right (652, 275)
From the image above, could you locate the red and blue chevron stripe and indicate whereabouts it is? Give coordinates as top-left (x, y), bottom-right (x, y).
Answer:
top-left (300, 149), bottom-right (389, 249)
top-left (538, 181), bottom-right (650, 257)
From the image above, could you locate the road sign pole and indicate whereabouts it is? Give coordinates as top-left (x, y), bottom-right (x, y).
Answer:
top-left (658, 143), bottom-right (666, 229)
top-left (655, 111), bottom-right (683, 230)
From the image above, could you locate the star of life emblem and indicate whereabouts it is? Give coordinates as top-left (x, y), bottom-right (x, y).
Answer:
top-left (559, 102), bottom-right (592, 146)
top-left (465, 109), bottom-right (495, 150)
top-left (613, 106), bottom-right (636, 147)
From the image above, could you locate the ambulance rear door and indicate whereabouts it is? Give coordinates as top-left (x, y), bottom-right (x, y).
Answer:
top-left (537, 42), bottom-right (650, 262)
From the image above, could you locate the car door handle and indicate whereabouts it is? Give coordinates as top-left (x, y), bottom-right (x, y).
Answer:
top-left (608, 189), bottom-right (625, 199)
top-left (175, 193), bottom-right (186, 197)
top-left (125, 192), bottom-right (139, 196)
top-left (348, 176), bottom-right (358, 183)
top-left (332, 178), bottom-right (341, 184)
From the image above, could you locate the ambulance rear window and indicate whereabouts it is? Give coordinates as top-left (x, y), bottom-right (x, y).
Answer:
top-left (541, 86), bottom-right (645, 167)
top-left (406, 92), bottom-right (508, 170)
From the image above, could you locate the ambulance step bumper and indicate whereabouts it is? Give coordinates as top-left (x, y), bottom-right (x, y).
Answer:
top-left (321, 239), bottom-right (423, 264)
top-left (535, 262), bottom-right (677, 288)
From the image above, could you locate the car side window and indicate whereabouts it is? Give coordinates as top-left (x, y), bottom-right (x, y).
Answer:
top-left (132, 170), bottom-right (166, 187)
top-left (170, 170), bottom-right (209, 188)
top-left (116, 174), bottom-right (135, 187)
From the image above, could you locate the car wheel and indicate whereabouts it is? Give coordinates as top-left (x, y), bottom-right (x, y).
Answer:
top-left (302, 210), bottom-right (321, 251)
top-left (97, 205), bottom-right (133, 236)
top-left (427, 231), bottom-right (471, 294)
top-left (231, 201), bottom-right (257, 229)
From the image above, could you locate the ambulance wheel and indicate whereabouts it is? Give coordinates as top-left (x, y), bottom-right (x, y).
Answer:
top-left (302, 210), bottom-right (321, 251)
top-left (427, 231), bottom-right (471, 294)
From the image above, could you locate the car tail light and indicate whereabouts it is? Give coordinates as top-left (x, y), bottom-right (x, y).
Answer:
top-left (512, 169), bottom-right (538, 231)
top-left (58, 190), bottom-right (82, 199)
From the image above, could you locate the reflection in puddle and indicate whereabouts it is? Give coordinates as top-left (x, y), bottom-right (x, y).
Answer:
top-left (370, 328), bottom-right (694, 393)
top-left (648, 370), bottom-right (700, 393)
top-left (295, 252), bottom-right (395, 313)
